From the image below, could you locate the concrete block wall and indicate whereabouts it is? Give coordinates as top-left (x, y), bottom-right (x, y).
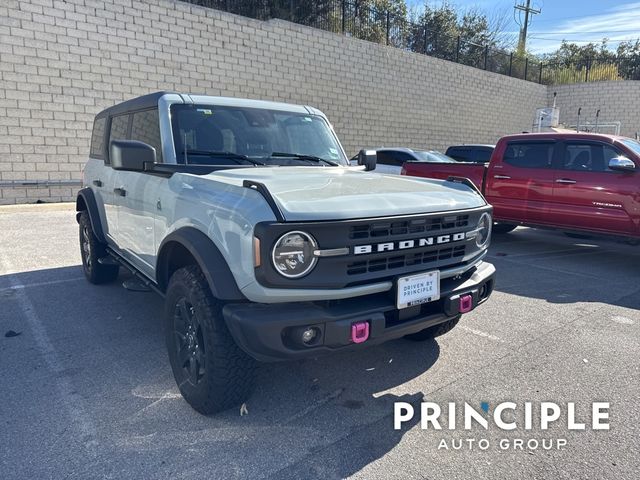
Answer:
top-left (0, 0), bottom-right (574, 204)
top-left (550, 82), bottom-right (640, 138)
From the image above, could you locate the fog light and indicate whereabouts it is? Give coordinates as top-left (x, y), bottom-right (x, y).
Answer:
top-left (301, 327), bottom-right (317, 344)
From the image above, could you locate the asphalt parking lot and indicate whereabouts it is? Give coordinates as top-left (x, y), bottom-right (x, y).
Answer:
top-left (1, 204), bottom-right (639, 480)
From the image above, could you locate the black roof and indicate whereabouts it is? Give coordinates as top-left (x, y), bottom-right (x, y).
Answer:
top-left (95, 91), bottom-right (178, 118)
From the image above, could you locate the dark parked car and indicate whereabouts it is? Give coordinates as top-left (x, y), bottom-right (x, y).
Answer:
top-left (445, 144), bottom-right (495, 164)
top-left (351, 147), bottom-right (456, 174)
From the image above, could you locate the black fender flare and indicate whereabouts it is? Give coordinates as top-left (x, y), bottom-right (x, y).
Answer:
top-left (156, 227), bottom-right (245, 301)
top-left (75, 187), bottom-right (107, 244)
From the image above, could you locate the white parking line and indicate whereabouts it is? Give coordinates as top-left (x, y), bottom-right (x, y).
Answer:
top-left (0, 253), bottom-right (99, 458)
top-left (611, 315), bottom-right (635, 325)
top-left (458, 325), bottom-right (505, 343)
top-left (487, 247), bottom-right (601, 259)
top-left (0, 276), bottom-right (84, 293)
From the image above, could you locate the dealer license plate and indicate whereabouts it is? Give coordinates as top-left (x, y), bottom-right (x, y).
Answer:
top-left (396, 271), bottom-right (440, 309)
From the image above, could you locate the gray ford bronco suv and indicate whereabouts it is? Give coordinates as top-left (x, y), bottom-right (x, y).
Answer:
top-left (77, 92), bottom-right (495, 414)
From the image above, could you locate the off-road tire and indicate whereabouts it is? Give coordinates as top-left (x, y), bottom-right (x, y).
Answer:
top-left (165, 265), bottom-right (256, 415)
top-left (492, 223), bottom-right (517, 234)
top-left (404, 315), bottom-right (461, 341)
top-left (79, 211), bottom-right (119, 284)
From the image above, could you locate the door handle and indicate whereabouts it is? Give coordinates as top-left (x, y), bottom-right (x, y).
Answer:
top-left (92, 179), bottom-right (103, 187)
top-left (555, 179), bottom-right (577, 184)
top-left (493, 175), bottom-right (511, 179)
top-left (113, 187), bottom-right (127, 197)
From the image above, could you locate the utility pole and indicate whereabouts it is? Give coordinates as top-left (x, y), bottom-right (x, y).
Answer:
top-left (515, 0), bottom-right (540, 55)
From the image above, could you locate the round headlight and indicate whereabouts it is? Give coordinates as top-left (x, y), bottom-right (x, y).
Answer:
top-left (476, 212), bottom-right (492, 248)
top-left (271, 231), bottom-right (318, 278)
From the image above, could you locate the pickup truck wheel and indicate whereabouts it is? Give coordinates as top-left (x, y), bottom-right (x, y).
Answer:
top-left (404, 315), bottom-right (461, 341)
top-left (165, 265), bottom-right (256, 415)
top-left (78, 211), bottom-right (119, 284)
top-left (493, 223), bottom-right (517, 234)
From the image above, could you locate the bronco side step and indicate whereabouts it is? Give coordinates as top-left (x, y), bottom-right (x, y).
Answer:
top-left (104, 247), bottom-right (165, 297)
top-left (97, 256), bottom-right (119, 266)
top-left (122, 279), bottom-right (152, 292)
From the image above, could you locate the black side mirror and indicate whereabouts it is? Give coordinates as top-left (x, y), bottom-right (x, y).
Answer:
top-left (357, 149), bottom-right (377, 171)
top-left (110, 140), bottom-right (156, 171)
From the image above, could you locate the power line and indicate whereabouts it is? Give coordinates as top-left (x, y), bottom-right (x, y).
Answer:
top-left (529, 29), bottom-right (640, 35)
top-left (530, 36), bottom-right (639, 43)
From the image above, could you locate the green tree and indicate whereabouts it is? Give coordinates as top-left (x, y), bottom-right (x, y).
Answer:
top-left (540, 39), bottom-right (629, 84)
top-left (197, 1), bottom-right (343, 28)
top-left (458, 10), bottom-right (492, 67)
top-left (405, 2), bottom-right (506, 65)
top-left (407, 2), bottom-right (458, 58)
top-left (346, 0), bottom-right (408, 46)
top-left (616, 39), bottom-right (640, 80)
top-left (543, 40), bottom-right (616, 68)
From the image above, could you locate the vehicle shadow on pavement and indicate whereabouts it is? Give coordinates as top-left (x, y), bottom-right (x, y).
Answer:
top-left (2, 265), bottom-right (441, 479)
top-left (489, 228), bottom-right (640, 309)
top-left (232, 340), bottom-right (439, 479)
top-left (267, 392), bottom-right (425, 480)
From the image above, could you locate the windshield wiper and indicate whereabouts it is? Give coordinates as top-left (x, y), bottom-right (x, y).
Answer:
top-left (270, 152), bottom-right (340, 166)
top-left (182, 150), bottom-right (264, 166)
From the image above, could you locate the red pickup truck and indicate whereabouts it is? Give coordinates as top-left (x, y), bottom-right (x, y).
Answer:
top-left (402, 133), bottom-right (640, 238)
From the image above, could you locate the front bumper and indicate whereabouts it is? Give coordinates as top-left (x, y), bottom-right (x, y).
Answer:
top-left (223, 261), bottom-right (495, 362)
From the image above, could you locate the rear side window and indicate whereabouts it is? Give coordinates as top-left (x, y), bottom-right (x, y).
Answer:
top-left (110, 115), bottom-right (130, 142)
top-left (377, 151), bottom-right (409, 166)
top-left (503, 142), bottom-right (554, 169)
top-left (131, 109), bottom-right (162, 162)
top-left (89, 117), bottom-right (106, 159)
top-left (107, 114), bottom-right (130, 165)
top-left (446, 147), bottom-right (472, 162)
top-left (474, 149), bottom-right (493, 163)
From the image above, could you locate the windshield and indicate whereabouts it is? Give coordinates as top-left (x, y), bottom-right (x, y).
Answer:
top-left (621, 139), bottom-right (640, 157)
top-left (413, 150), bottom-right (456, 163)
top-left (170, 104), bottom-right (348, 166)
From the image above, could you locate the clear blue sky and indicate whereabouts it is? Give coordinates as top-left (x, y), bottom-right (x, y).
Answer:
top-left (407, 1), bottom-right (640, 53)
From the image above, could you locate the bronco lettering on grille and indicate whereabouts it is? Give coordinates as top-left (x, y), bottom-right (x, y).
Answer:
top-left (353, 232), bottom-right (466, 255)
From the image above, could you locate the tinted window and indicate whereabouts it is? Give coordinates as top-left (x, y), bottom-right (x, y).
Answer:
top-left (377, 151), bottom-right (411, 166)
top-left (446, 147), bottom-right (472, 162)
top-left (562, 143), bottom-right (620, 172)
top-left (110, 115), bottom-right (129, 142)
top-left (474, 148), bottom-right (493, 163)
top-left (503, 142), bottom-right (554, 169)
top-left (90, 117), bottom-right (106, 159)
top-left (107, 115), bottom-right (129, 164)
top-left (131, 109), bottom-right (162, 162)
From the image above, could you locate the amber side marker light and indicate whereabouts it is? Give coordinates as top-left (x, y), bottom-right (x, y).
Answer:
top-left (253, 237), bottom-right (261, 267)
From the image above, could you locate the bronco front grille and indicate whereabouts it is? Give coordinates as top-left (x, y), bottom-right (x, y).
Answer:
top-left (349, 214), bottom-right (469, 240)
top-left (254, 209), bottom-right (487, 289)
top-left (346, 245), bottom-right (466, 275)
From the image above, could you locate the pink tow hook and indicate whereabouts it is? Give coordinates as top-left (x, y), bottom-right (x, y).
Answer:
top-left (459, 294), bottom-right (473, 313)
top-left (351, 321), bottom-right (370, 344)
